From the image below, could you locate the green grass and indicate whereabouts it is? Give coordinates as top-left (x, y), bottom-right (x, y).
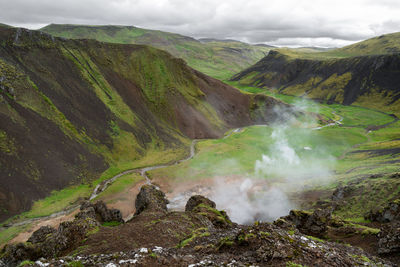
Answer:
top-left (95, 173), bottom-right (144, 200)
top-left (151, 123), bottom-right (367, 182)
top-left (0, 223), bottom-right (33, 247)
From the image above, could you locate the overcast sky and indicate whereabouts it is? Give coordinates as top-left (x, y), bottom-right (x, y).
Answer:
top-left (1, 0), bottom-right (399, 47)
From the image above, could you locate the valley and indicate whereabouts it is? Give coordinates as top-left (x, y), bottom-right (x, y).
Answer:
top-left (0, 22), bottom-right (399, 266)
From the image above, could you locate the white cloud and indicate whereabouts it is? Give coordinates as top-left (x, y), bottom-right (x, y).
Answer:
top-left (1, 0), bottom-right (399, 47)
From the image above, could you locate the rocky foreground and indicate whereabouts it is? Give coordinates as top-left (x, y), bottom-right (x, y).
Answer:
top-left (1, 185), bottom-right (398, 266)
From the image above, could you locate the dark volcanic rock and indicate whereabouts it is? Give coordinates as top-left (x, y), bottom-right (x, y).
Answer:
top-left (185, 195), bottom-right (216, 212)
top-left (276, 209), bottom-right (332, 237)
top-left (366, 199), bottom-right (400, 223)
top-left (79, 200), bottom-right (123, 222)
top-left (27, 225), bottom-right (56, 244)
top-left (75, 206), bottom-right (97, 221)
top-left (378, 221), bottom-right (400, 255)
top-left (0, 243), bottom-right (41, 266)
top-left (0, 215), bottom-right (100, 266)
top-left (134, 185), bottom-right (169, 215)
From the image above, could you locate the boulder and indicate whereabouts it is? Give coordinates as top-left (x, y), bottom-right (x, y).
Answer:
top-left (75, 206), bottom-right (97, 221)
top-left (135, 185), bottom-right (169, 215)
top-left (79, 200), bottom-right (123, 222)
top-left (186, 195), bottom-right (232, 228)
top-left (185, 195), bottom-right (216, 212)
top-left (276, 209), bottom-right (332, 237)
top-left (27, 225), bottom-right (56, 244)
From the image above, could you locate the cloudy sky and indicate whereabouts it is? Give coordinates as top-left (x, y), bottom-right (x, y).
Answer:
top-left (1, 0), bottom-right (399, 47)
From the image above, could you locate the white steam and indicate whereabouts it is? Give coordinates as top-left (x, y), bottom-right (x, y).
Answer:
top-left (210, 102), bottom-right (335, 224)
top-left (211, 177), bottom-right (293, 224)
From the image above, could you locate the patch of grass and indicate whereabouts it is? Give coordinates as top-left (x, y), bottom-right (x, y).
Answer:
top-left (95, 173), bottom-right (143, 200)
top-left (0, 223), bottom-right (32, 246)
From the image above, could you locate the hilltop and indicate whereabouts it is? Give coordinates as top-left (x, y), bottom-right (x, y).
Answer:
top-left (40, 24), bottom-right (271, 80)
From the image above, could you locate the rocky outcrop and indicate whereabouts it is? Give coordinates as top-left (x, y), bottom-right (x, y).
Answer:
top-left (185, 195), bottom-right (216, 212)
top-left (0, 202), bottom-right (122, 266)
top-left (366, 199), bottom-right (400, 223)
top-left (27, 226), bottom-right (56, 244)
top-left (80, 200), bottom-right (123, 222)
top-left (275, 209), bottom-right (333, 237)
top-left (185, 195), bottom-right (232, 228)
top-left (378, 221), bottom-right (400, 255)
top-left (134, 185), bottom-right (169, 215)
top-left (21, 222), bottom-right (393, 267)
top-left (1, 190), bottom-right (394, 267)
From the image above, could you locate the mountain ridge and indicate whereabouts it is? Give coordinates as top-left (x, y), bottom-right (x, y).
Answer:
top-left (39, 24), bottom-right (272, 80)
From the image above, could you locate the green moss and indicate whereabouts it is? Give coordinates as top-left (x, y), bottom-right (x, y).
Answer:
top-left (286, 261), bottom-right (304, 267)
top-left (0, 130), bottom-right (17, 155)
top-left (67, 261), bottom-right (84, 267)
top-left (86, 226), bottom-right (99, 236)
top-left (216, 236), bottom-right (235, 250)
top-left (259, 231), bottom-right (271, 238)
top-left (18, 260), bottom-right (35, 266)
top-left (177, 227), bottom-right (210, 248)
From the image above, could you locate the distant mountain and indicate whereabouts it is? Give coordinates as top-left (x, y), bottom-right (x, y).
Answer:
top-left (0, 27), bottom-right (281, 221)
top-left (0, 23), bottom-right (12, 28)
top-left (197, 38), bottom-right (240, 43)
top-left (254, 43), bottom-right (276, 48)
top-left (40, 24), bottom-right (272, 80)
